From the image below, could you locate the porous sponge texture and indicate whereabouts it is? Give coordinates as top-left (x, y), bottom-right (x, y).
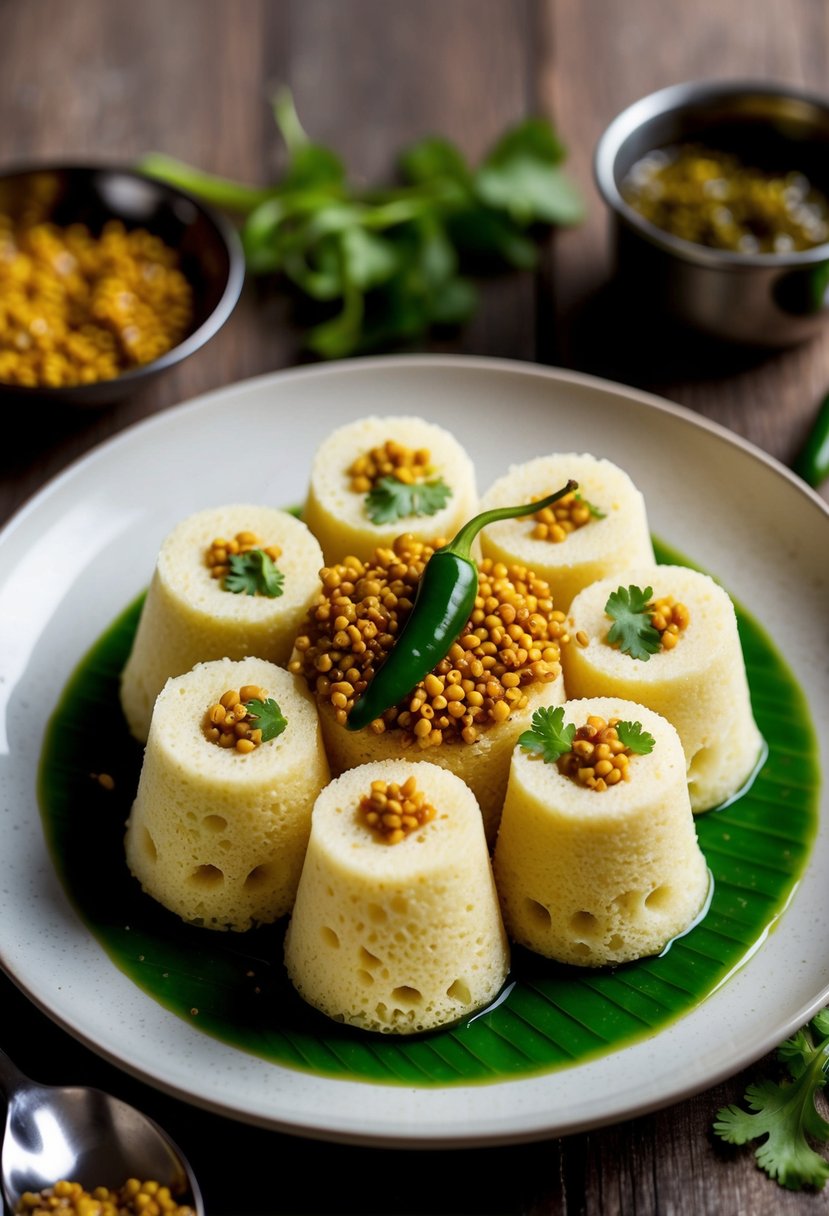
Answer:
top-left (284, 760), bottom-right (510, 1034)
top-left (477, 453), bottom-right (654, 612)
top-left (124, 658), bottom-right (331, 931)
top-left (493, 697), bottom-right (709, 967)
top-left (301, 414), bottom-right (478, 565)
top-left (120, 505), bottom-right (323, 741)
top-left (560, 565), bottom-right (764, 811)
top-left (316, 670), bottom-right (566, 846)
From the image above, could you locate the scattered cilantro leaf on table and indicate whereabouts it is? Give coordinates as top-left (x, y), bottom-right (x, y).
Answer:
top-left (138, 88), bottom-right (584, 358)
top-left (518, 705), bottom-right (575, 763)
top-left (615, 720), bottom-right (655, 754)
top-left (243, 698), bottom-right (288, 743)
top-left (604, 584), bottom-right (661, 661)
top-left (364, 475), bottom-right (452, 524)
top-left (224, 550), bottom-right (284, 598)
top-left (714, 1010), bottom-right (829, 1191)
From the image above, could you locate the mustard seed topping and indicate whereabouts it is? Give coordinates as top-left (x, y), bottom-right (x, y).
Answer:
top-left (347, 438), bottom-right (432, 493)
top-left (203, 686), bottom-right (267, 751)
top-left (205, 530), bottom-right (282, 582)
top-left (530, 490), bottom-right (594, 543)
top-left (358, 775), bottom-right (436, 844)
top-left (289, 533), bottom-right (566, 748)
top-left (650, 595), bottom-right (690, 650)
top-left (558, 716), bottom-right (633, 792)
top-left (15, 1177), bottom-right (195, 1215)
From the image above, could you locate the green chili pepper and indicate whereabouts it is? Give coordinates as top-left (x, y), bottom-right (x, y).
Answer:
top-left (793, 392), bottom-right (829, 488)
top-left (346, 477), bottom-right (578, 731)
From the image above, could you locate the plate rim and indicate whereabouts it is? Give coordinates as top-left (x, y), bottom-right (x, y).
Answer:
top-left (1, 352), bottom-right (827, 1148)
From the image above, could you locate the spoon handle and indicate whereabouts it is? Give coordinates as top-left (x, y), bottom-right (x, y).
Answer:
top-left (0, 1047), bottom-right (26, 1100)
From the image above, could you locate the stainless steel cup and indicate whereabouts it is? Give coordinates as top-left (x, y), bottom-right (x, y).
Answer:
top-left (594, 80), bottom-right (829, 347)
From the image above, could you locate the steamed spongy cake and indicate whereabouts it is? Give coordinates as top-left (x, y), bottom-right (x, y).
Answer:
top-left (560, 566), bottom-right (764, 812)
top-left (301, 414), bottom-right (478, 565)
top-left (315, 673), bottom-right (565, 847)
top-left (120, 504), bottom-right (324, 742)
top-left (124, 657), bottom-right (331, 931)
top-left (477, 453), bottom-right (654, 611)
top-left (493, 698), bottom-right (709, 966)
top-left (283, 760), bottom-right (510, 1034)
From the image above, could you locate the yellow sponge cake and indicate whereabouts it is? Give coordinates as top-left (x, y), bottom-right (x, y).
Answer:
top-left (301, 414), bottom-right (478, 565)
top-left (477, 453), bottom-right (654, 611)
top-left (493, 698), bottom-right (710, 966)
top-left (124, 658), bottom-right (330, 931)
top-left (284, 760), bottom-right (510, 1033)
top-left (560, 566), bottom-right (764, 811)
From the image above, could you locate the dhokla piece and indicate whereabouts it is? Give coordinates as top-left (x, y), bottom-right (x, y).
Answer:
top-left (124, 658), bottom-right (331, 931)
top-left (493, 698), bottom-right (710, 966)
top-left (560, 566), bottom-right (764, 811)
top-left (301, 415), bottom-right (478, 565)
top-left (289, 534), bottom-right (568, 845)
top-left (315, 676), bottom-right (564, 847)
top-left (120, 504), bottom-right (324, 742)
top-left (284, 760), bottom-right (510, 1034)
top-left (477, 453), bottom-right (654, 611)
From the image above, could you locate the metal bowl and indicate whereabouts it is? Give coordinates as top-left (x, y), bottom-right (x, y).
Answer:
top-left (0, 164), bottom-right (245, 405)
top-left (594, 80), bottom-right (829, 347)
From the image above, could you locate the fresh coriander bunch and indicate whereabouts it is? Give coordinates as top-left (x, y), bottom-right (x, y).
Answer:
top-left (139, 89), bottom-right (584, 359)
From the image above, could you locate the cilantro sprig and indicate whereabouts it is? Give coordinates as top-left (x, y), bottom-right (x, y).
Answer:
top-left (139, 90), bottom-right (583, 359)
top-left (243, 697), bottom-right (288, 743)
top-left (616, 720), bottom-right (655, 755)
top-left (714, 1009), bottom-right (829, 1191)
top-left (518, 706), bottom-right (575, 763)
top-left (365, 475), bottom-right (452, 525)
top-left (223, 550), bottom-right (285, 598)
top-left (605, 584), bottom-right (661, 661)
top-left (518, 706), bottom-right (654, 763)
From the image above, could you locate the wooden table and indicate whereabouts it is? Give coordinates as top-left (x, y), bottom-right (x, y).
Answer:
top-left (1, 3), bottom-right (826, 1213)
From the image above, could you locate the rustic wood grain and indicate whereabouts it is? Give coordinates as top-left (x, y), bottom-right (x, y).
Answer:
top-left (1, 3), bottom-right (827, 1213)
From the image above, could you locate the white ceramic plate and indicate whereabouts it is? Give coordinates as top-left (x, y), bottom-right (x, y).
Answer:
top-left (1, 355), bottom-right (827, 1148)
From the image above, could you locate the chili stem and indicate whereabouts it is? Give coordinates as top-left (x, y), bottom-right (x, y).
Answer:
top-left (448, 478), bottom-right (578, 558)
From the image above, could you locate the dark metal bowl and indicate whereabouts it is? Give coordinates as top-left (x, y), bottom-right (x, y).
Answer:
top-left (594, 80), bottom-right (829, 347)
top-left (0, 164), bottom-right (245, 405)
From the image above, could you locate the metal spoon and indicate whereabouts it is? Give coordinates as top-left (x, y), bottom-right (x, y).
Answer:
top-left (0, 1047), bottom-right (204, 1213)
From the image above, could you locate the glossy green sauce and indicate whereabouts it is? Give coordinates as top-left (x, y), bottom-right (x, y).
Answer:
top-left (37, 539), bottom-right (819, 1087)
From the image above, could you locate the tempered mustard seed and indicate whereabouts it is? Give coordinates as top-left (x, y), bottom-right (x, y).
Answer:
top-left (558, 715), bottom-right (633, 792)
top-left (347, 438), bottom-right (432, 493)
top-left (530, 489), bottom-right (594, 543)
top-left (358, 775), bottom-right (437, 843)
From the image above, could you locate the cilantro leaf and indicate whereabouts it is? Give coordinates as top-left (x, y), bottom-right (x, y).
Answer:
top-left (474, 118), bottom-right (585, 227)
top-left (223, 550), bottom-right (285, 598)
top-left (364, 475), bottom-right (452, 525)
top-left (616, 720), bottom-right (655, 755)
top-left (518, 705), bottom-right (575, 763)
top-left (605, 584), bottom-right (661, 661)
top-left (577, 492), bottom-right (606, 519)
top-left (243, 698), bottom-right (288, 743)
top-left (714, 1016), bottom-right (829, 1191)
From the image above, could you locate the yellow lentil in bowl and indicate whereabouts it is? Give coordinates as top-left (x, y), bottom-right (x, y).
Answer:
top-left (0, 217), bottom-right (193, 388)
top-left (0, 164), bottom-right (243, 405)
